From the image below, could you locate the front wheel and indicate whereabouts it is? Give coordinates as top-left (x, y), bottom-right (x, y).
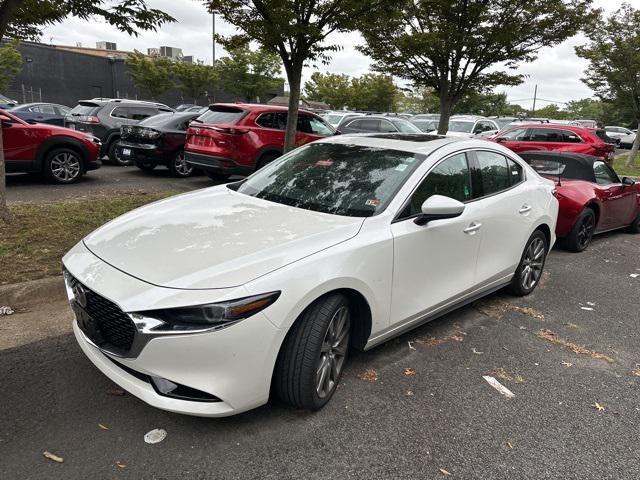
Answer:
top-left (108, 140), bottom-right (131, 166)
top-left (628, 212), bottom-right (640, 234)
top-left (509, 230), bottom-right (547, 296)
top-left (169, 151), bottom-right (194, 177)
top-left (275, 293), bottom-right (351, 410)
top-left (45, 148), bottom-right (84, 184)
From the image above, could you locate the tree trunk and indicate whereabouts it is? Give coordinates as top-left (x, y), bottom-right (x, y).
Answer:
top-left (437, 90), bottom-right (452, 135)
top-left (0, 123), bottom-right (12, 223)
top-left (625, 120), bottom-right (640, 168)
top-left (284, 70), bottom-right (302, 153)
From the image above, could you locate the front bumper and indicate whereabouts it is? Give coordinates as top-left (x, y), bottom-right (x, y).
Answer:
top-left (115, 142), bottom-right (169, 166)
top-left (85, 159), bottom-right (102, 172)
top-left (63, 242), bottom-right (286, 417)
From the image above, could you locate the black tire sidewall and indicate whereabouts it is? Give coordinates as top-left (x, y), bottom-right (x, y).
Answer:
top-left (567, 208), bottom-right (596, 252)
top-left (256, 153), bottom-right (280, 171)
top-left (45, 148), bottom-right (83, 184)
top-left (169, 150), bottom-right (193, 177)
top-left (510, 230), bottom-right (548, 296)
top-left (108, 140), bottom-right (130, 166)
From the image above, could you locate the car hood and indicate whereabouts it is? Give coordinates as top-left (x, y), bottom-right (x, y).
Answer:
top-left (83, 186), bottom-right (364, 290)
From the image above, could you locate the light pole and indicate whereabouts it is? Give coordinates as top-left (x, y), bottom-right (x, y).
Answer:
top-left (212, 11), bottom-right (216, 65)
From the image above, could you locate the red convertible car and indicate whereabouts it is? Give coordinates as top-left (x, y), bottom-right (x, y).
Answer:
top-left (519, 151), bottom-right (640, 251)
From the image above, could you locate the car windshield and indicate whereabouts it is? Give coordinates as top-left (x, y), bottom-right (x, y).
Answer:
top-left (448, 121), bottom-right (475, 133)
top-left (324, 114), bottom-right (344, 126)
top-left (197, 106), bottom-right (246, 124)
top-left (235, 142), bottom-right (425, 217)
top-left (391, 119), bottom-right (422, 133)
top-left (412, 120), bottom-right (438, 131)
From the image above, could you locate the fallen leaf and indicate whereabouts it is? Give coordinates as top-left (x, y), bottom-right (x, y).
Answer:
top-left (43, 451), bottom-right (63, 463)
top-left (439, 468), bottom-right (451, 476)
top-left (507, 442), bottom-right (513, 449)
top-left (403, 367), bottom-right (416, 377)
top-left (630, 274), bottom-right (639, 278)
top-left (592, 402), bottom-right (605, 412)
top-left (98, 423), bottom-right (109, 430)
top-left (632, 367), bottom-right (640, 377)
top-left (357, 369), bottom-right (378, 382)
top-left (406, 390), bottom-right (414, 396)
top-left (116, 461), bottom-right (127, 469)
top-left (472, 348), bottom-right (484, 355)
top-left (536, 329), bottom-right (614, 363)
top-left (561, 361), bottom-right (573, 367)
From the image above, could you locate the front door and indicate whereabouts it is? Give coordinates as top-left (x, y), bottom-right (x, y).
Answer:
top-left (593, 161), bottom-right (637, 229)
top-left (390, 152), bottom-right (482, 326)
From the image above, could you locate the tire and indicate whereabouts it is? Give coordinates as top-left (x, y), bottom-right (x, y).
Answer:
top-left (565, 208), bottom-right (596, 252)
top-left (509, 230), bottom-right (548, 297)
top-left (168, 150), bottom-right (194, 178)
top-left (107, 140), bottom-right (131, 166)
top-left (275, 293), bottom-right (351, 410)
top-left (136, 161), bottom-right (156, 172)
top-left (256, 152), bottom-right (281, 171)
top-left (205, 171), bottom-right (231, 182)
top-left (44, 148), bottom-right (84, 184)
top-left (628, 212), bottom-right (640, 234)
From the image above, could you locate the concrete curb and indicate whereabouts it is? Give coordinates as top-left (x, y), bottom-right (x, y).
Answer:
top-left (0, 276), bottom-right (66, 309)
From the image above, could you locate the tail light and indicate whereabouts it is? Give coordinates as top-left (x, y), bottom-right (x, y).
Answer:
top-left (78, 115), bottom-right (100, 124)
top-left (211, 126), bottom-right (249, 135)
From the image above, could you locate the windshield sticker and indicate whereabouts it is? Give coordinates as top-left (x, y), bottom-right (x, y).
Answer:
top-left (315, 160), bottom-right (333, 167)
top-left (365, 199), bottom-right (381, 207)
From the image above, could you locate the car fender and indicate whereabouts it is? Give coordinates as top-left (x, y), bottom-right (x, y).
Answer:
top-left (35, 135), bottom-right (90, 170)
top-left (254, 146), bottom-right (283, 164)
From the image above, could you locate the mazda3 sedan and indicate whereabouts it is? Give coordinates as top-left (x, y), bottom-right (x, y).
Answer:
top-left (62, 134), bottom-right (558, 417)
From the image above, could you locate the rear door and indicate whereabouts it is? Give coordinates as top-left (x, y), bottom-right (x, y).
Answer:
top-left (592, 161), bottom-right (637, 229)
top-left (471, 150), bottom-right (535, 286)
top-left (296, 114), bottom-right (334, 146)
top-left (495, 127), bottom-right (530, 153)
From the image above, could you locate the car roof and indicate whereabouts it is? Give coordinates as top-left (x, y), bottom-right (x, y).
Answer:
top-left (518, 151), bottom-right (601, 182)
top-left (316, 132), bottom-right (467, 155)
top-left (210, 103), bottom-right (315, 115)
top-left (78, 98), bottom-right (172, 109)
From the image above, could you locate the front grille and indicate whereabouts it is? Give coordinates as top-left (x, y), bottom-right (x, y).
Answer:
top-left (83, 289), bottom-right (136, 352)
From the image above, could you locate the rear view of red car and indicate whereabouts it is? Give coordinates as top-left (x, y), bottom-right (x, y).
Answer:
top-left (491, 124), bottom-right (616, 163)
top-left (184, 104), bottom-right (335, 181)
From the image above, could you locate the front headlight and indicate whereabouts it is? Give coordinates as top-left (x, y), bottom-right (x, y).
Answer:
top-left (130, 291), bottom-right (281, 332)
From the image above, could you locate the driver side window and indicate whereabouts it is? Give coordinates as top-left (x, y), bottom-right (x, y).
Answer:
top-left (400, 153), bottom-right (472, 218)
top-left (593, 161), bottom-right (619, 185)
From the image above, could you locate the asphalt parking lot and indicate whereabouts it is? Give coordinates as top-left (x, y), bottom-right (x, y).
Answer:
top-left (1, 231), bottom-right (639, 479)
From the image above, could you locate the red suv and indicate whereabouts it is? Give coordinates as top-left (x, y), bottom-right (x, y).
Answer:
top-left (1, 110), bottom-right (101, 183)
top-left (490, 124), bottom-right (616, 163)
top-left (184, 104), bottom-right (335, 180)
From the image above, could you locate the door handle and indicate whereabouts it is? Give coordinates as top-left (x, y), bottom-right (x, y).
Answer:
top-left (463, 222), bottom-right (482, 234)
top-left (518, 204), bottom-right (532, 214)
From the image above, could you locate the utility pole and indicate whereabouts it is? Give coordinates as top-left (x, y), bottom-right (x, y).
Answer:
top-left (532, 84), bottom-right (538, 114)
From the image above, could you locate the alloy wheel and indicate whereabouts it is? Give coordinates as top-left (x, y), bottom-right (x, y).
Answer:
top-left (50, 152), bottom-right (81, 182)
top-left (315, 305), bottom-right (350, 399)
top-left (520, 237), bottom-right (545, 291)
top-left (577, 215), bottom-right (595, 250)
top-left (174, 152), bottom-right (193, 177)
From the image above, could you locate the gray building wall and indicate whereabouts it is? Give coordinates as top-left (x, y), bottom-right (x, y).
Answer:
top-left (5, 42), bottom-right (284, 108)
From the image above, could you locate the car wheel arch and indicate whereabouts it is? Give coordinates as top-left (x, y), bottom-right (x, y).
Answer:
top-left (584, 202), bottom-right (600, 227)
top-left (533, 223), bottom-right (552, 249)
top-left (254, 148), bottom-right (283, 169)
top-left (36, 137), bottom-right (88, 172)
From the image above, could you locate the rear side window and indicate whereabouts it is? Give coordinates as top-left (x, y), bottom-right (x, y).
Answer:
top-left (562, 130), bottom-right (583, 143)
top-left (529, 128), bottom-right (565, 142)
top-left (507, 158), bottom-right (524, 184)
top-left (198, 106), bottom-right (246, 125)
top-left (595, 129), bottom-right (616, 143)
top-left (475, 151), bottom-right (511, 196)
top-left (500, 128), bottom-right (528, 141)
top-left (69, 103), bottom-right (101, 116)
top-left (401, 153), bottom-right (472, 218)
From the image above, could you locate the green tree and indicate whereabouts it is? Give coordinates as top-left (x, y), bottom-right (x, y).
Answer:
top-left (359, 0), bottom-right (595, 134)
top-left (576, 3), bottom-right (640, 167)
top-left (349, 74), bottom-right (399, 112)
top-left (173, 60), bottom-right (217, 104)
top-left (205, 0), bottom-right (370, 152)
top-left (454, 92), bottom-right (517, 117)
top-left (126, 51), bottom-right (175, 100)
top-left (304, 72), bottom-right (353, 110)
top-left (395, 86), bottom-right (440, 114)
top-left (0, 39), bottom-right (22, 91)
top-left (527, 103), bottom-right (570, 119)
top-left (216, 44), bottom-right (282, 103)
top-left (0, 0), bottom-right (173, 223)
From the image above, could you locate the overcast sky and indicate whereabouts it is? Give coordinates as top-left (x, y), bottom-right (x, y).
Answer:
top-left (42, 0), bottom-right (639, 108)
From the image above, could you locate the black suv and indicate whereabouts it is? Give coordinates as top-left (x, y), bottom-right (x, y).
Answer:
top-left (64, 98), bottom-right (173, 165)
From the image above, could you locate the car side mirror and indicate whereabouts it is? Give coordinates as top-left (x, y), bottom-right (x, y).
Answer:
top-left (414, 195), bottom-right (466, 226)
top-left (495, 137), bottom-right (507, 143)
top-left (622, 176), bottom-right (636, 186)
top-left (334, 129), bottom-right (342, 135)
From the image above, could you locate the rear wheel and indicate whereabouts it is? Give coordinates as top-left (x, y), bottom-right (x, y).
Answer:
top-left (45, 148), bottom-right (83, 184)
top-left (205, 171), bottom-right (231, 182)
top-left (628, 212), bottom-right (640, 234)
top-left (509, 230), bottom-right (547, 296)
top-left (566, 208), bottom-right (596, 252)
top-left (108, 140), bottom-right (131, 166)
top-left (275, 293), bottom-right (351, 410)
top-left (169, 151), bottom-right (194, 177)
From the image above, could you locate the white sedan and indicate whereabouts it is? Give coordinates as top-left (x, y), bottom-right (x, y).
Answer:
top-left (62, 134), bottom-right (558, 417)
